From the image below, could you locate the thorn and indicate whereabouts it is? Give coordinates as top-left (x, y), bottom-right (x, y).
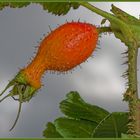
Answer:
top-left (125, 82), bottom-right (133, 87)
top-left (121, 74), bottom-right (128, 79)
top-left (122, 72), bottom-right (128, 76)
top-left (121, 61), bottom-right (128, 65)
top-left (33, 46), bottom-right (38, 48)
top-left (122, 70), bottom-right (129, 76)
top-left (121, 51), bottom-right (128, 55)
top-left (121, 55), bottom-right (128, 59)
top-left (33, 46), bottom-right (38, 49)
top-left (78, 18), bottom-right (80, 22)
top-left (48, 25), bottom-right (52, 32)
top-left (96, 47), bottom-right (101, 49)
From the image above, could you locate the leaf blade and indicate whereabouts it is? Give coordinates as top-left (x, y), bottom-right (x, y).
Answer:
top-left (92, 112), bottom-right (128, 138)
top-left (43, 122), bottom-right (63, 138)
top-left (0, 2), bottom-right (30, 10)
top-left (39, 2), bottom-right (79, 16)
top-left (0, 2), bottom-right (80, 16)
top-left (54, 117), bottom-right (97, 138)
top-left (60, 91), bottom-right (109, 123)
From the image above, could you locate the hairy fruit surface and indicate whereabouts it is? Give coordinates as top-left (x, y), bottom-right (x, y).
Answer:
top-left (23, 22), bottom-right (98, 88)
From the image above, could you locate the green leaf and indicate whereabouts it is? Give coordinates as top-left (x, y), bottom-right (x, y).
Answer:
top-left (0, 2), bottom-right (80, 16)
top-left (39, 2), bottom-right (80, 16)
top-left (0, 2), bottom-right (30, 10)
top-left (9, 2), bottom-right (30, 8)
top-left (43, 122), bottom-right (63, 138)
top-left (60, 91), bottom-right (109, 123)
top-left (92, 112), bottom-right (128, 138)
top-left (43, 92), bottom-right (129, 138)
top-left (54, 117), bottom-right (97, 138)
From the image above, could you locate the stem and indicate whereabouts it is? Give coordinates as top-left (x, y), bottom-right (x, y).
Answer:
top-left (80, 1), bottom-right (140, 137)
top-left (79, 2), bottom-right (124, 26)
top-left (123, 42), bottom-right (139, 136)
top-left (97, 27), bottom-right (112, 34)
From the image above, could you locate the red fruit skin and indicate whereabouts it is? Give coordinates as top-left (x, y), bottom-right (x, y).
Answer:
top-left (22, 22), bottom-right (98, 89)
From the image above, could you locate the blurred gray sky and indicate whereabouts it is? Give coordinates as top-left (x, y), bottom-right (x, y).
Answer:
top-left (0, 2), bottom-right (139, 138)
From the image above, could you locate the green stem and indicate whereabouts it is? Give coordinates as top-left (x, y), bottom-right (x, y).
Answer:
top-left (79, 2), bottom-right (123, 25)
top-left (124, 43), bottom-right (139, 136)
top-left (128, 44), bottom-right (138, 99)
top-left (98, 25), bottom-right (139, 137)
top-left (80, 2), bottom-right (140, 137)
top-left (97, 27), bottom-right (112, 34)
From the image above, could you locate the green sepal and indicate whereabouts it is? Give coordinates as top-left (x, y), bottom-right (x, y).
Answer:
top-left (0, 71), bottom-right (37, 102)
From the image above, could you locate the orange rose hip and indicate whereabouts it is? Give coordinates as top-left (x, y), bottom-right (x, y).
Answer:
top-left (22, 22), bottom-right (98, 89)
top-left (0, 22), bottom-right (98, 131)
